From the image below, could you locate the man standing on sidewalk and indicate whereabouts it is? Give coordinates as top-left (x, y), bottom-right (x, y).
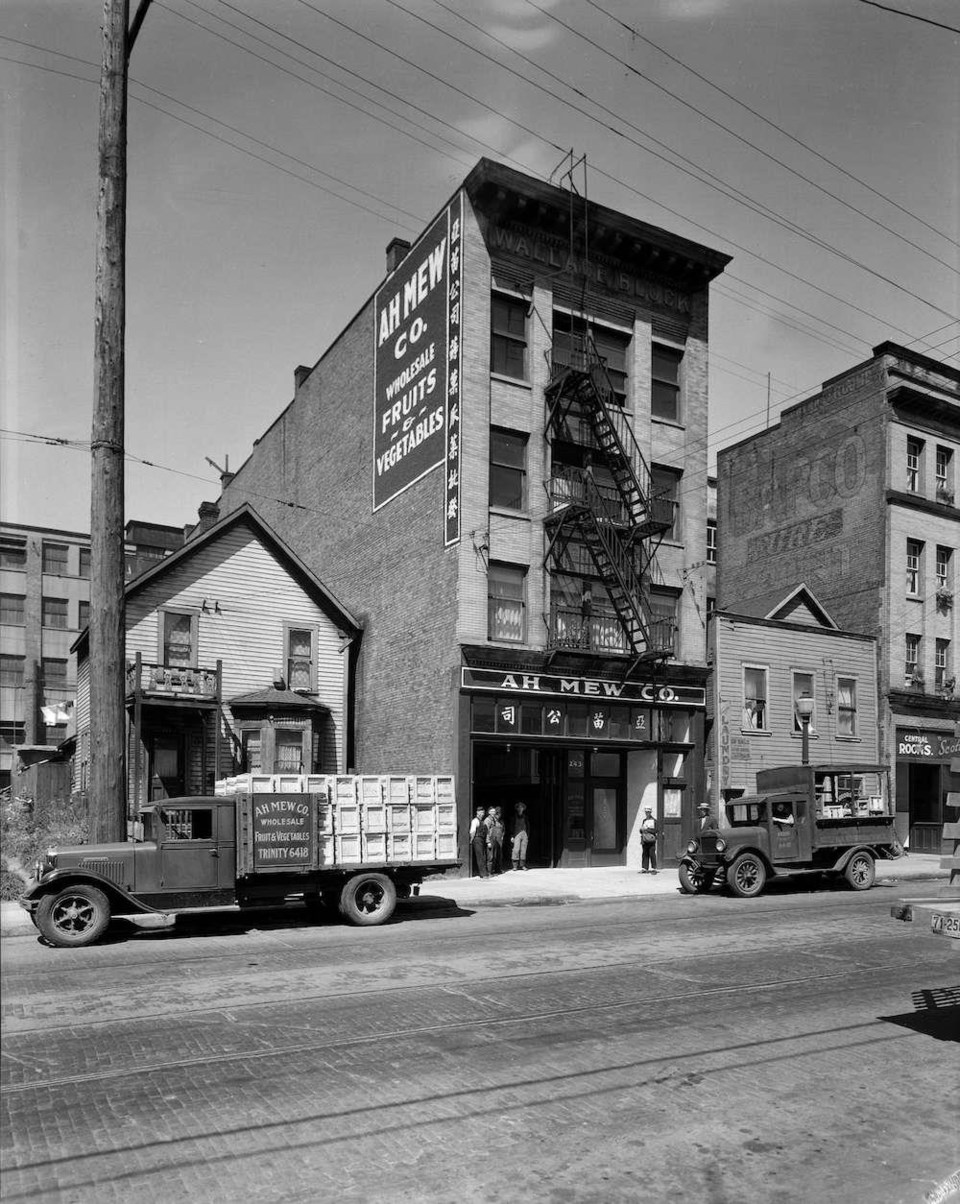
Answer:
top-left (511, 802), bottom-right (530, 871)
top-left (640, 805), bottom-right (658, 874)
top-left (470, 807), bottom-right (489, 878)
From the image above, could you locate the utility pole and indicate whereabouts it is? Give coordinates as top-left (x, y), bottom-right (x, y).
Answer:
top-left (89, 0), bottom-right (152, 842)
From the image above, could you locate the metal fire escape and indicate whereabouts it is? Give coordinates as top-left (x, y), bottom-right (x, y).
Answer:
top-left (543, 334), bottom-right (676, 664)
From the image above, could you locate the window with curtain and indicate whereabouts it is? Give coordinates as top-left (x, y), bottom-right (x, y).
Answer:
top-left (906, 539), bottom-right (923, 595)
top-left (286, 627), bottom-right (314, 691)
top-left (905, 633), bottom-right (921, 684)
top-left (487, 564), bottom-right (526, 643)
top-left (0, 594), bottom-right (25, 625)
top-left (743, 666), bottom-right (768, 730)
top-left (936, 546), bottom-right (952, 590)
top-left (792, 671), bottom-right (815, 732)
top-left (837, 677), bottom-right (857, 736)
top-left (0, 655), bottom-right (25, 687)
top-left (906, 436), bottom-right (924, 492)
top-left (242, 730), bottom-right (262, 773)
top-left (42, 658), bottom-right (67, 687)
top-left (936, 445), bottom-right (953, 498)
top-left (42, 543), bottom-right (69, 575)
top-left (935, 640), bottom-right (951, 691)
top-left (275, 730), bottom-right (304, 772)
top-left (162, 611), bottom-right (196, 667)
top-left (41, 597), bottom-right (69, 629)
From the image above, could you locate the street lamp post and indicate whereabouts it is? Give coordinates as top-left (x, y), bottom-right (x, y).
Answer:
top-left (796, 693), bottom-right (815, 765)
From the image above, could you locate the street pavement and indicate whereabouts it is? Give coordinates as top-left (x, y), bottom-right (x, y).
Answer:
top-left (1, 852), bottom-right (948, 938)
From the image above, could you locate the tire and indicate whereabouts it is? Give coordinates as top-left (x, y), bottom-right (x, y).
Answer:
top-left (35, 884), bottom-right (111, 948)
top-left (338, 873), bottom-right (397, 927)
top-left (679, 862), bottom-right (714, 895)
top-left (844, 851), bottom-right (875, 891)
top-left (726, 853), bottom-right (767, 898)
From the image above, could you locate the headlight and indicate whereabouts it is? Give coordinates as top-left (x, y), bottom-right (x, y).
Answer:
top-left (715, 838), bottom-right (726, 854)
top-left (686, 839), bottom-right (699, 855)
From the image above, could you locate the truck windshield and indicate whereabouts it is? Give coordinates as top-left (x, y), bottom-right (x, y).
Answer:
top-left (726, 801), bottom-right (766, 826)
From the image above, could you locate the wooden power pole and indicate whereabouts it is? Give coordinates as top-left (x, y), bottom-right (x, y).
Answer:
top-left (89, 0), bottom-right (151, 842)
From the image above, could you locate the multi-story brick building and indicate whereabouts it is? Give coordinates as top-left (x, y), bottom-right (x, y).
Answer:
top-left (216, 159), bottom-right (730, 870)
top-left (716, 343), bottom-right (960, 849)
top-left (0, 520), bottom-right (184, 791)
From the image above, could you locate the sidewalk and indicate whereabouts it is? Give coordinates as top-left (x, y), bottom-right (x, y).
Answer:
top-left (1, 854), bottom-right (948, 939)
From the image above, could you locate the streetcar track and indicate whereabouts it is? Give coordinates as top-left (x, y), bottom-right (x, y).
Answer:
top-left (0, 958), bottom-right (941, 1096)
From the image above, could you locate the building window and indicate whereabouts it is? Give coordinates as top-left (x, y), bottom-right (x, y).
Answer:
top-left (0, 655), bottom-right (25, 688)
top-left (837, 677), bottom-right (858, 736)
top-left (742, 665), bottom-right (768, 730)
top-left (488, 563), bottom-right (526, 643)
top-left (652, 343), bottom-right (683, 422)
top-left (792, 671), bottom-right (816, 732)
top-left (936, 446), bottom-right (954, 500)
top-left (78, 599), bottom-right (90, 629)
top-left (706, 519), bottom-right (717, 564)
top-left (935, 640), bottom-right (951, 692)
top-left (489, 429), bottom-right (528, 510)
top-left (286, 627), bottom-right (315, 691)
top-left (906, 539), bottom-right (923, 596)
top-left (491, 292), bottom-right (528, 380)
top-left (42, 542), bottom-right (69, 575)
top-left (41, 597), bottom-right (69, 629)
top-left (160, 610), bottom-right (197, 668)
top-left (936, 545), bottom-right (952, 590)
top-left (79, 547), bottom-right (91, 579)
top-left (651, 466), bottom-right (681, 541)
top-left (553, 312), bottom-right (629, 405)
top-left (42, 658), bottom-right (68, 688)
top-left (275, 730), bottom-right (305, 773)
top-left (0, 538), bottom-right (26, 570)
top-left (242, 730), bottom-right (262, 773)
top-left (0, 594), bottom-right (25, 625)
top-left (906, 436), bottom-right (924, 493)
top-left (649, 589), bottom-right (680, 656)
top-left (905, 633), bottom-right (921, 685)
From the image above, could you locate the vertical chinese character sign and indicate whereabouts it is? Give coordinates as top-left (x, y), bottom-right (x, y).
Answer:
top-left (444, 192), bottom-right (463, 547)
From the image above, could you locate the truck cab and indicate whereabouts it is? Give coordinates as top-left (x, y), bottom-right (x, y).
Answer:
top-left (680, 764), bottom-right (902, 897)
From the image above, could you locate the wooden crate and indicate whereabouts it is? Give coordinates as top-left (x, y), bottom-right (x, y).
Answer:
top-left (413, 803), bottom-right (438, 832)
top-left (304, 775), bottom-right (332, 797)
top-left (335, 776), bottom-right (358, 803)
top-left (273, 773), bottom-right (303, 793)
top-left (436, 776), bottom-right (455, 803)
top-left (414, 776), bottom-right (436, 802)
top-left (387, 776), bottom-right (411, 804)
top-left (317, 835), bottom-right (337, 867)
top-left (362, 803), bottom-right (389, 833)
top-left (337, 834), bottom-right (362, 864)
top-left (363, 832), bottom-right (388, 862)
top-left (413, 832), bottom-right (436, 860)
top-left (388, 832), bottom-right (412, 860)
top-left (316, 804), bottom-right (335, 835)
top-left (359, 776), bottom-right (385, 804)
top-left (436, 802), bottom-right (456, 832)
top-left (249, 774), bottom-right (275, 794)
top-left (337, 804), bottom-right (360, 834)
top-left (436, 831), bottom-right (457, 860)
top-left (388, 804), bottom-right (412, 833)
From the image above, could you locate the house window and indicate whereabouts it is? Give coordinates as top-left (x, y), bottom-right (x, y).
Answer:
top-left (42, 542), bottom-right (69, 575)
top-left (936, 546), bottom-right (952, 590)
top-left (792, 671), bottom-right (816, 732)
top-left (906, 539), bottom-right (923, 596)
top-left (42, 658), bottom-right (68, 688)
top-left (837, 677), bottom-right (858, 736)
top-left (79, 547), bottom-right (91, 579)
top-left (706, 519), bottom-right (717, 564)
top-left (488, 563), bottom-right (526, 643)
top-left (906, 437), bottom-right (924, 492)
top-left (242, 730), bottom-right (262, 773)
top-left (649, 588), bottom-right (680, 655)
top-left (489, 429), bottom-right (527, 510)
top-left (905, 633), bottom-right (921, 685)
top-left (275, 730), bottom-right (304, 773)
top-left (79, 599), bottom-right (90, 629)
top-left (161, 610), bottom-right (197, 667)
top-left (0, 538), bottom-right (26, 570)
top-left (41, 597), bottom-right (69, 629)
top-left (553, 312), bottom-right (629, 405)
top-left (651, 466), bottom-right (681, 541)
top-left (0, 655), bottom-right (25, 688)
top-left (742, 666), bottom-right (768, 730)
top-left (652, 343), bottom-right (683, 422)
top-left (286, 627), bottom-right (315, 691)
top-left (935, 640), bottom-right (951, 692)
top-left (0, 594), bottom-right (25, 625)
top-left (936, 446), bottom-right (953, 500)
top-left (490, 293), bottom-right (528, 380)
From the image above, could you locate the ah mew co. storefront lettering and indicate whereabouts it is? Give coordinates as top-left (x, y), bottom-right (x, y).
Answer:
top-left (460, 668), bottom-right (706, 871)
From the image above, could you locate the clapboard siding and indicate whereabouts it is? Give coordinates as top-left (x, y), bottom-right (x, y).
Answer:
top-left (714, 613), bottom-right (879, 793)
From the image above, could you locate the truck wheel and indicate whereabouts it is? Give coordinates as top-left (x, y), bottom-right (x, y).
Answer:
top-left (679, 863), bottom-right (714, 894)
top-left (844, 851), bottom-right (875, 891)
top-left (339, 873), bottom-right (397, 926)
top-left (727, 853), bottom-right (766, 898)
top-left (35, 885), bottom-right (111, 948)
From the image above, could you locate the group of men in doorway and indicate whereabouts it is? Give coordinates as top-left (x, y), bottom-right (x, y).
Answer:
top-left (470, 802), bottom-right (529, 877)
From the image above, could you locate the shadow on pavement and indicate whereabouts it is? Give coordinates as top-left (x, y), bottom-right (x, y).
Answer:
top-left (879, 985), bottom-right (960, 1044)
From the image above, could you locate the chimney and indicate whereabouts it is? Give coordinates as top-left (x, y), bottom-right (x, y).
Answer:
top-left (294, 365), bottom-right (311, 390)
top-left (197, 500), bottom-right (220, 532)
top-left (385, 238), bottom-right (411, 274)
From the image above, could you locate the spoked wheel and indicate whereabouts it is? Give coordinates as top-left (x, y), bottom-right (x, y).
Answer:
top-left (338, 873), bottom-right (397, 926)
top-left (679, 863), bottom-right (715, 894)
top-left (726, 853), bottom-right (767, 898)
top-left (844, 851), bottom-right (876, 891)
top-left (35, 885), bottom-right (111, 948)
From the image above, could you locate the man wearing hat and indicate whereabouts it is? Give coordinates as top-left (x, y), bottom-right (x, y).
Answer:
top-left (640, 805), bottom-right (658, 874)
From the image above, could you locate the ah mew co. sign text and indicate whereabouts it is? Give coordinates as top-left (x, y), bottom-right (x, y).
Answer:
top-left (462, 667), bottom-right (705, 707)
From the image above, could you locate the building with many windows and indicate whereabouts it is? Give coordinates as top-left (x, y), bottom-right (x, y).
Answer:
top-left (0, 520), bottom-right (184, 791)
top-left (716, 343), bottom-right (960, 849)
top-left (214, 159), bottom-right (730, 869)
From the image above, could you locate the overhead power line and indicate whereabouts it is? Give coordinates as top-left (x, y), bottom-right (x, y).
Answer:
top-left (855, 0), bottom-right (960, 35)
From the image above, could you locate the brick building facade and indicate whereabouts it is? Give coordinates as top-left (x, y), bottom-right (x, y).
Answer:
top-left (716, 344), bottom-right (960, 849)
top-left (217, 159), bottom-right (730, 870)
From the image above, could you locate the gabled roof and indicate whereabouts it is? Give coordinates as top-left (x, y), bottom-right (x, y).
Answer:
top-left (719, 584), bottom-right (838, 629)
top-left (229, 687), bottom-right (329, 711)
top-left (72, 503), bottom-right (361, 654)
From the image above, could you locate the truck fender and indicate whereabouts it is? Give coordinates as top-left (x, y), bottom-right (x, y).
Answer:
top-left (22, 870), bottom-right (156, 917)
top-left (827, 845), bottom-right (876, 874)
top-left (725, 847), bottom-right (778, 876)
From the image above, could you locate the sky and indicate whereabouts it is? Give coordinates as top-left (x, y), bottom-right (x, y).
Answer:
top-left (2, 0), bottom-right (958, 534)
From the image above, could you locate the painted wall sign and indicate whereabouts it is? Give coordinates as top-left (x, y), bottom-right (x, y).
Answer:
top-left (444, 193), bottom-right (463, 546)
top-left (373, 204), bottom-right (453, 513)
top-left (896, 728), bottom-right (960, 761)
top-left (251, 794), bottom-right (315, 869)
top-left (462, 666), bottom-right (705, 707)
